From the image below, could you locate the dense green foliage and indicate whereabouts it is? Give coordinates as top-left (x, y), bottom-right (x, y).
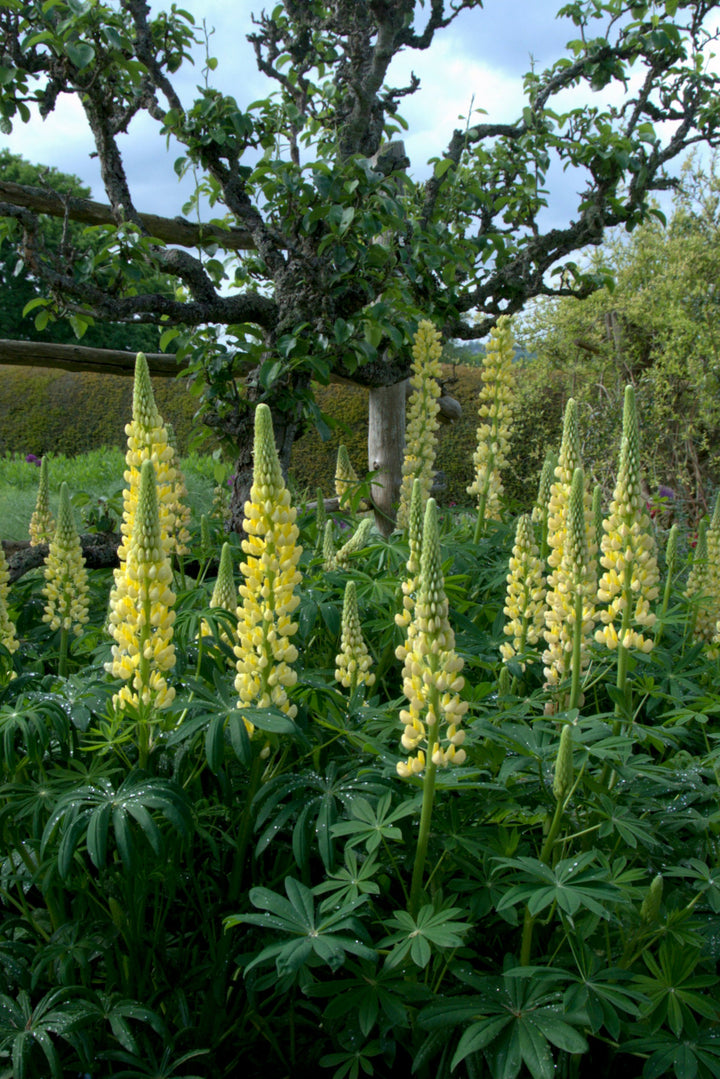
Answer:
top-left (1, 430), bottom-right (719, 1079)
top-left (0, 151), bottom-right (163, 352)
top-left (516, 159), bottom-right (720, 518)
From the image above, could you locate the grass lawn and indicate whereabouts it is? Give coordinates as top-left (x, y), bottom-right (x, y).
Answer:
top-left (0, 448), bottom-right (221, 542)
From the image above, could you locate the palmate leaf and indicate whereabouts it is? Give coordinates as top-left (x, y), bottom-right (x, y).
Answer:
top-left (380, 905), bottom-right (472, 969)
top-left (625, 1019), bottom-right (720, 1079)
top-left (494, 852), bottom-right (620, 919)
top-left (449, 990), bottom-right (588, 1078)
top-left (40, 771), bottom-right (192, 876)
top-left (225, 876), bottom-right (375, 977)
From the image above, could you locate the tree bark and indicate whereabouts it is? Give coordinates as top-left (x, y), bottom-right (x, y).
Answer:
top-left (368, 381), bottom-right (407, 536)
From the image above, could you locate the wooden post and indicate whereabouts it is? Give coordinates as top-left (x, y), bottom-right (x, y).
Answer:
top-left (368, 381), bottom-right (407, 536)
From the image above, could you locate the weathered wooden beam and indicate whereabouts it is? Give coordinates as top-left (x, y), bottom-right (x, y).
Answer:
top-left (0, 179), bottom-right (255, 251)
top-left (0, 337), bottom-right (181, 377)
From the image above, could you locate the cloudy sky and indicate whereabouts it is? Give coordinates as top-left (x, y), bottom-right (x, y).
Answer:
top-left (3, 0), bottom-right (595, 218)
top-left (3, 0), bottom-right (718, 228)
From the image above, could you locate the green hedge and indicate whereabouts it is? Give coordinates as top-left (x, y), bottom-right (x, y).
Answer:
top-left (0, 366), bottom-right (198, 457)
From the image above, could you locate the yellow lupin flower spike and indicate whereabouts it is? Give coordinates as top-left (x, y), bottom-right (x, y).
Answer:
top-left (595, 385), bottom-right (659, 656)
top-left (0, 542), bottom-right (19, 658)
top-left (335, 580), bottom-right (375, 692)
top-left (500, 513), bottom-right (546, 670)
top-left (116, 353), bottom-right (177, 570)
top-left (106, 459), bottom-right (177, 723)
top-left (235, 403), bottom-right (302, 732)
top-left (395, 477), bottom-right (424, 630)
top-left (694, 492), bottom-right (720, 646)
top-left (396, 497), bottom-right (468, 778)
top-left (468, 315), bottom-right (515, 541)
top-left (29, 456), bottom-right (55, 547)
top-left (397, 320), bottom-right (443, 530)
top-left (42, 482), bottom-right (89, 637)
top-left (543, 402), bottom-right (597, 692)
top-left (543, 467), bottom-right (596, 704)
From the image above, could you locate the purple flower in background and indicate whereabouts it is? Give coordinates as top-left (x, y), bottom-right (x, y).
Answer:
top-left (657, 485), bottom-right (675, 500)
top-left (25, 454), bottom-right (41, 466)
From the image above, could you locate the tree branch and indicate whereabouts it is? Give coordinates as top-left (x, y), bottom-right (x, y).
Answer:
top-left (0, 180), bottom-right (255, 249)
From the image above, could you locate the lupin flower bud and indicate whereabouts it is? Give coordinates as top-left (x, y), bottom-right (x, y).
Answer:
top-left (335, 580), bottom-right (375, 692)
top-left (0, 543), bottom-right (19, 656)
top-left (552, 724), bottom-right (574, 802)
top-left (500, 514), bottom-right (546, 669)
top-left (322, 520), bottom-right (337, 572)
top-left (235, 404), bottom-right (302, 731)
top-left (165, 423), bottom-right (191, 557)
top-left (202, 542), bottom-right (237, 645)
top-left (29, 456), bottom-right (54, 547)
top-left (596, 387), bottom-right (659, 654)
top-left (107, 459), bottom-right (177, 712)
top-left (335, 445), bottom-right (359, 507)
top-left (42, 483), bottom-right (89, 636)
top-left (397, 320), bottom-right (443, 530)
top-left (395, 477), bottom-right (424, 629)
top-left (640, 873), bottom-right (663, 924)
top-left (200, 514), bottom-right (212, 553)
top-left (335, 517), bottom-right (373, 570)
top-left (315, 487), bottom-right (327, 551)
top-left (396, 498), bottom-right (468, 778)
top-left (532, 449), bottom-right (557, 558)
top-left (467, 316), bottom-right (515, 534)
top-left (543, 467), bottom-right (596, 691)
top-left (592, 484), bottom-right (604, 571)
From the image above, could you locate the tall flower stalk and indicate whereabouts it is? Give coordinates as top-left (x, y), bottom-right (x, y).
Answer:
top-left (468, 315), bottom-right (515, 542)
top-left (395, 498), bottom-right (468, 915)
top-left (29, 456), bottom-right (54, 546)
top-left (116, 353), bottom-right (177, 573)
top-left (106, 459), bottom-right (177, 767)
top-left (395, 478), bottom-right (424, 631)
top-left (500, 513), bottom-right (546, 672)
top-left (42, 483), bottom-right (89, 676)
top-left (543, 468), bottom-right (595, 711)
top-left (235, 403), bottom-right (302, 731)
top-left (532, 449), bottom-right (557, 561)
top-left (595, 386), bottom-right (659, 719)
top-left (655, 523), bottom-right (678, 647)
top-left (233, 403), bottom-right (302, 897)
top-left (396, 320), bottom-right (442, 530)
top-left (543, 400), bottom-right (596, 706)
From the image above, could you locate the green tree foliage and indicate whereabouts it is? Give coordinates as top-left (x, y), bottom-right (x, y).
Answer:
top-left (0, 150), bottom-right (161, 352)
top-left (2, 1), bottom-right (720, 527)
top-left (515, 157), bottom-right (720, 515)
